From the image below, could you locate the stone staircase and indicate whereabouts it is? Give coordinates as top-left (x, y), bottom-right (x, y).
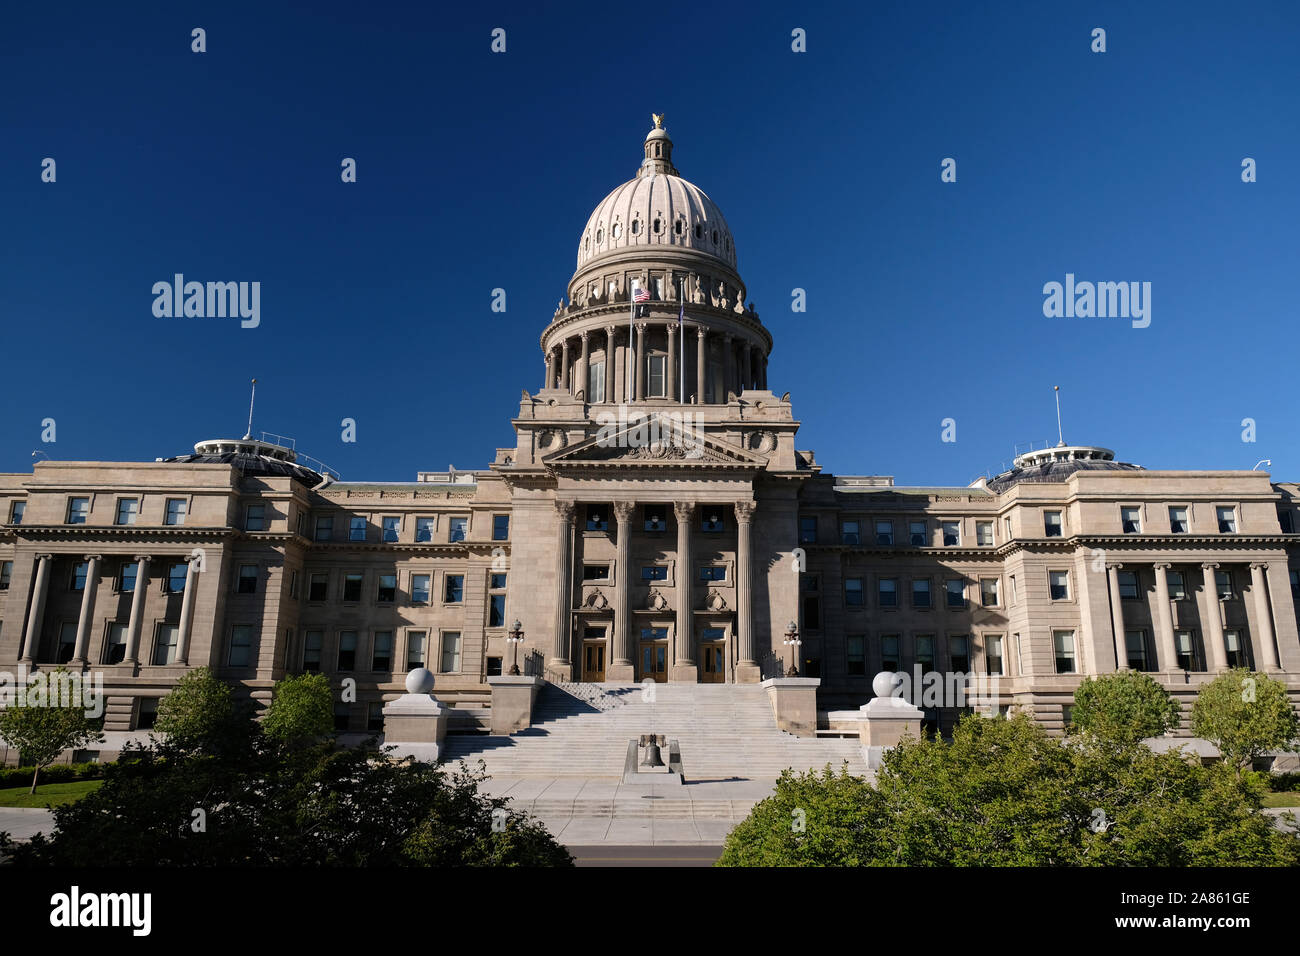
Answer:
top-left (440, 683), bottom-right (866, 782)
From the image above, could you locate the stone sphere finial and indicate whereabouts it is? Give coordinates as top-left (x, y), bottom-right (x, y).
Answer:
top-left (405, 667), bottom-right (435, 695)
top-left (872, 671), bottom-right (900, 699)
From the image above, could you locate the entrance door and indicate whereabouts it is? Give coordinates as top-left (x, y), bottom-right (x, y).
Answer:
top-left (583, 642), bottom-right (606, 682)
top-left (701, 644), bottom-right (725, 682)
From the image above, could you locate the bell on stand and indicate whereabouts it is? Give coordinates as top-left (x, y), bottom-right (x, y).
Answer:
top-left (640, 733), bottom-right (665, 768)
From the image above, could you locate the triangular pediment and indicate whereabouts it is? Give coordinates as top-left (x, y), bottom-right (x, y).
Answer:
top-left (543, 415), bottom-right (766, 469)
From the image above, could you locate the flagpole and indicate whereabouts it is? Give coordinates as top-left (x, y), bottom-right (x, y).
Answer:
top-left (628, 282), bottom-right (635, 403)
top-left (678, 278), bottom-right (685, 403)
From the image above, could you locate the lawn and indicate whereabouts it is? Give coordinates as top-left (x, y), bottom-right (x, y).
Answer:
top-left (1263, 791), bottom-right (1300, 809)
top-left (0, 780), bottom-right (103, 808)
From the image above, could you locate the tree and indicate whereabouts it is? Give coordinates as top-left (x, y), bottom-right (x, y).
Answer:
top-left (0, 668), bottom-right (104, 793)
top-left (1070, 670), bottom-right (1182, 746)
top-left (261, 672), bottom-right (334, 745)
top-left (1192, 669), bottom-right (1300, 773)
top-left (153, 667), bottom-right (240, 753)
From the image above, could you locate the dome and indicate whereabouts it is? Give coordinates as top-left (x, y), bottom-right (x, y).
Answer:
top-left (575, 120), bottom-right (737, 272)
top-left (986, 445), bottom-right (1142, 493)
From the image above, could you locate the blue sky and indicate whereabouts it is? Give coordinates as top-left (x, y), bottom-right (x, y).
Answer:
top-left (2, 1), bottom-right (1296, 484)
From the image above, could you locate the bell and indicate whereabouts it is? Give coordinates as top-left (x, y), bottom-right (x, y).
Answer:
top-left (640, 736), bottom-right (665, 768)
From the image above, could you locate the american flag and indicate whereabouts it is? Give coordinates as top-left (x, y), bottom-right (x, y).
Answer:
top-left (632, 283), bottom-right (650, 303)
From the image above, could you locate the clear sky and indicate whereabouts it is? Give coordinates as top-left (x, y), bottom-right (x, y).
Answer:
top-left (2, 1), bottom-right (1296, 485)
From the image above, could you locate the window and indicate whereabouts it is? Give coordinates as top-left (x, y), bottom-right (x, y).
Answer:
top-left (941, 521), bottom-right (960, 546)
top-left (1124, 629), bottom-right (1149, 671)
top-left (1167, 570), bottom-right (1187, 601)
top-left (343, 573), bottom-right (363, 602)
top-left (1174, 629), bottom-right (1202, 671)
top-left (644, 508), bottom-right (666, 532)
top-left (440, 632), bottom-right (462, 672)
top-left (980, 577), bottom-right (1000, 607)
top-left (647, 354), bottom-right (666, 397)
top-left (166, 563), bottom-right (188, 593)
top-left (588, 360), bottom-right (606, 403)
top-left (9, 501), bottom-right (25, 524)
top-left (1215, 506), bottom-right (1237, 533)
top-left (985, 635), bottom-right (1004, 676)
top-left (909, 521), bottom-right (927, 546)
top-left (1214, 570), bottom-right (1233, 600)
top-left (702, 510), bottom-right (725, 533)
top-left (237, 565), bottom-right (258, 594)
top-left (1049, 571), bottom-right (1070, 601)
top-left (1223, 629), bottom-right (1248, 668)
top-left (229, 625), bottom-right (254, 667)
top-left (880, 635), bottom-right (900, 672)
top-left (376, 574), bottom-right (397, 603)
top-left (137, 699), bottom-right (159, 730)
top-left (489, 592), bottom-right (506, 628)
top-left (1169, 506), bottom-right (1189, 534)
top-left (350, 516), bottom-right (367, 541)
top-left (372, 631), bottom-right (393, 671)
top-left (799, 516), bottom-right (818, 544)
top-left (448, 517), bottom-right (468, 542)
top-left (67, 497), bottom-right (90, 524)
top-left (246, 504), bottom-right (266, 531)
top-left (104, 623), bottom-right (127, 665)
top-left (1043, 511), bottom-right (1062, 537)
top-left (699, 566), bottom-right (726, 582)
top-left (445, 574), bottom-right (464, 604)
top-left (911, 579), bottom-right (931, 608)
top-left (338, 631), bottom-right (358, 670)
top-left (115, 498), bottom-right (138, 525)
top-left (1280, 510), bottom-right (1295, 534)
top-left (411, 573), bottom-right (431, 604)
top-left (165, 498), bottom-right (187, 525)
top-left (288, 570), bottom-right (299, 599)
top-left (1292, 569), bottom-right (1300, 601)
top-left (303, 631), bottom-right (323, 672)
top-left (406, 630), bottom-right (427, 669)
top-left (119, 561), bottom-right (138, 593)
top-left (334, 703), bottom-right (351, 732)
top-left (0, 560), bottom-right (10, 591)
top-left (1053, 630), bottom-right (1076, 674)
top-left (493, 515), bottom-right (510, 540)
top-left (296, 511), bottom-right (307, 537)
top-left (946, 579), bottom-right (966, 608)
top-left (875, 520), bottom-right (894, 546)
top-left (641, 565), bottom-right (667, 581)
top-left (949, 636), bottom-right (970, 672)
top-left (1009, 574), bottom-right (1017, 604)
top-left (878, 578), bottom-right (898, 608)
top-left (801, 576), bottom-right (820, 630)
top-left (416, 517), bottom-right (435, 542)
top-left (153, 623), bottom-right (179, 666)
top-left (586, 506), bottom-right (608, 531)
top-left (845, 577), bottom-right (863, 608)
top-left (71, 561), bottom-right (88, 591)
top-left (976, 521), bottom-right (993, 546)
top-left (583, 564), bottom-right (610, 581)
top-left (308, 573), bottom-right (328, 601)
top-left (382, 516), bottom-right (400, 542)
top-left (915, 635), bottom-right (934, 671)
top-left (367, 702), bottom-right (385, 733)
top-left (56, 622), bottom-right (77, 664)
top-left (1121, 506), bottom-right (1141, 534)
top-left (841, 520), bottom-right (860, 545)
top-left (1003, 515), bottom-right (1012, 541)
top-left (847, 636), bottom-right (866, 676)
top-left (1117, 570), bottom-right (1138, 599)
top-left (314, 515), bottom-right (333, 541)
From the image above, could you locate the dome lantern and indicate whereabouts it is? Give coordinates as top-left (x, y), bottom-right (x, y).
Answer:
top-left (639, 113), bottom-right (678, 177)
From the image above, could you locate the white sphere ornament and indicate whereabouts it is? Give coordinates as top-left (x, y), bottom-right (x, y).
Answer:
top-left (872, 671), bottom-right (900, 698)
top-left (405, 667), bottom-right (435, 695)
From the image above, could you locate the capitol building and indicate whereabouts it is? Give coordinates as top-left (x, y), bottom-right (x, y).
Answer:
top-left (2, 118), bottom-right (1298, 759)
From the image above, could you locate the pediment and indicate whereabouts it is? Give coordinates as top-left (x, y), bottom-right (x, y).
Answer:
top-left (542, 415), bottom-right (766, 469)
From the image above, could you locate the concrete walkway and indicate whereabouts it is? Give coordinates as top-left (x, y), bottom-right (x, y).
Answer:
top-left (0, 808), bottom-right (55, 841)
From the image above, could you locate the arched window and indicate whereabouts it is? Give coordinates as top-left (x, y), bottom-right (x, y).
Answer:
top-left (653, 217), bottom-right (661, 234)
top-left (612, 222), bottom-right (622, 239)
top-left (711, 229), bottom-right (718, 245)
top-left (596, 227), bottom-right (604, 243)
top-left (674, 219), bottom-right (683, 237)
top-left (694, 223), bottom-right (703, 239)
top-left (631, 219), bottom-right (641, 236)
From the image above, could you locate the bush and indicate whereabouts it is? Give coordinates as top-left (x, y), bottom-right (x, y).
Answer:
top-left (0, 761), bottom-right (104, 789)
top-left (1191, 669), bottom-right (1300, 773)
top-left (1071, 670), bottom-right (1182, 745)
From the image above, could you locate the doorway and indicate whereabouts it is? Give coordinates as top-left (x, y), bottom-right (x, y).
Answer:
top-left (582, 642), bottom-right (606, 682)
top-left (638, 627), bottom-right (669, 682)
top-left (700, 643), bottom-right (725, 682)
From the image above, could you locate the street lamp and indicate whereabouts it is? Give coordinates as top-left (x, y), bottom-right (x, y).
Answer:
top-left (507, 619), bottom-right (525, 675)
top-left (783, 620), bottom-right (801, 677)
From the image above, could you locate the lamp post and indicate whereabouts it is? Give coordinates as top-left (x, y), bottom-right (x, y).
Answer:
top-left (507, 620), bottom-right (525, 675)
top-left (783, 620), bottom-right (801, 677)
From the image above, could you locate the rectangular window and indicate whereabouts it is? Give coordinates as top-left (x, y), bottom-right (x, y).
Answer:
top-left (586, 506), bottom-right (608, 531)
top-left (119, 561), bottom-right (137, 593)
top-left (801, 576), bottom-right (820, 630)
top-left (489, 593), bottom-right (506, 628)
top-left (583, 565), bottom-right (610, 581)
top-left (644, 507), bottom-right (667, 532)
top-left (1281, 510), bottom-right (1295, 534)
top-left (701, 509), bottom-right (725, 533)
top-left (845, 577), bottom-right (864, 608)
top-left (841, 520), bottom-right (860, 545)
top-left (1121, 506), bottom-right (1141, 534)
top-left (1215, 506), bottom-right (1237, 533)
top-left (1223, 629), bottom-right (1248, 669)
top-left (976, 521), bottom-right (994, 546)
top-left (237, 565), bottom-right (258, 594)
top-left (166, 563), bottom-right (188, 593)
top-left (1117, 570), bottom-right (1138, 599)
top-left (1049, 570), bottom-right (1070, 601)
top-left (382, 516), bottom-right (400, 542)
top-left (406, 631), bottom-right (427, 670)
top-left (1126, 629), bottom-right (1150, 671)
top-left (641, 565), bottom-right (668, 581)
top-left (1167, 570), bottom-right (1187, 601)
top-left (1053, 630), bottom-right (1076, 674)
top-left (941, 521), bottom-right (960, 547)
top-left (343, 573), bottom-right (364, 602)
top-left (165, 498), bottom-right (187, 526)
top-left (303, 631), bottom-right (323, 672)
top-left (104, 623), bottom-right (127, 665)
top-left (367, 702), bottom-right (384, 733)
top-left (846, 636), bottom-right (866, 676)
top-left (1291, 569), bottom-right (1300, 600)
top-left (915, 635), bottom-right (934, 671)
top-left (153, 623), bottom-right (179, 666)
top-left (699, 566), bottom-right (726, 582)
top-left (0, 560), bottom-right (10, 591)
top-left (350, 516), bottom-right (367, 541)
top-left (949, 635), bottom-right (970, 672)
top-left (372, 631), bottom-right (393, 671)
top-left (911, 579), bottom-right (931, 608)
top-left (116, 498), bottom-right (139, 525)
top-left (445, 574), bottom-right (464, 604)
top-left (448, 517), bottom-right (468, 542)
top-left (588, 360), bottom-right (606, 403)
top-left (1215, 570), bottom-right (1233, 600)
top-left (314, 515), bottom-right (333, 541)
top-left (411, 573), bottom-right (431, 604)
top-left (229, 625), bottom-right (254, 668)
top-left (799, 516), bottom-right (818, 544)
top-left (137, 699), bottom-right (159, 731)
top-left (1175, 629), bottom-right (1201, 671)
top-left (289, 570), bottom-right (299, 599)
top-left (56, 622), bottom-right (77, 664)
top-left (246, 504), bottom-right (266, 531)
top-left (878, 578), bottom-right (898, 608)
top-left (338, 631), bottom-right (358, 670)
top-left (980, 577), bottom-right (1000, 607)
top-left (67, 497), bottom-right (90, 524)
top-left (296, 511), bottom-right (307, 537)
top-left (440, 632), bottom-right (462, 672)
top-left (308, 572), bottom-right (328, 602)
top-left (1043, 511), bottom-right (1062, 537)
top-left (376, 573), bottom-right (397, 603)
top-left (416, 517), bottom-right (435, 542)
top-left (880, 635), bottom-right (900, 672)
top-left (946, 579), bottom-right (966, 608)
top-left (986, 635), bottom-right (1004, 675)
top-left (71, 561), bottom-right (88, 591)
top-left (647, 354), bottom-right (666, 397)
top-left (493, 515), bottom-right (510, 540)
top-left (1169, 506), bottom-right (1189, 534)
top-left (9, 501), bottom-right (25, 524)
top-left (333, 703), bottom-right (351, 732)
top-left (910, 520), bottom-right (927, 547)
top-left (875, 520), bottom-right (894, 546)
top-left (1003, 515), bottom-right (1012, 541)
top-left (491, 574), bottom-right (508, 593)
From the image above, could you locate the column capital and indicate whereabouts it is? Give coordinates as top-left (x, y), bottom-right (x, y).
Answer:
top-left (1152, 562), bottom-right (1172, 571)
top-left (554, 499), bottom-right (576, 522)
top-left (734, 500), bottom-right (757, 523)
top-left (1201, 561), bottom-right (1220, 571)
top-left (1105, 562), bottom-right (1124, 571)
top-left (666, 322), bottom-right (677, 338)
top-left (673, 500), bottom-right (696, 522)
top-left (579, 329), bottom-right (589, 343)
top-left (35, 552), bottom-right (53, 562)
top-left (635, 321), bottom-right (647, 333)
top-left (82, 554), bottom-right (104, 563)
top-left (695, 325), bottom-right (707, 339)
top-left (1250, 562), bottom-right (1269, 571)
top-left (612, 500), bottom-right (636, 524)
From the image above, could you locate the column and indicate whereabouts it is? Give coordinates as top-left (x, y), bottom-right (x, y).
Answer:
top-left (760, 355), bottom-right (768, 389)
top-left (610, 500), bottom-right (636, 680)
top-left (605, 326), bottom-right (617, 404)
top-left (175, 554), bottom-right (202, 665)
top-left (123, 555), bottom-right (152, 665)
top-left (577, 332), bottom-right (589, 401)
top-left (634, 323), bottom-right (647, 401)
top-left (1106, 563), bottom-right (1126, 670)
top-left (551, 501), bottom-right (575, 669)
top-left (71, 554), bottom-right (103, 665)
top-left (695, 327), bottom-right (706, 404)
top-left (735, 500), bottom-right (758, 682)
top-left (544, 349), bottom-right (555, 390)
top-left (671, 501), bottom-right (696, 680)
top-left (742, 341), bottom-right (752, 392)
top-left (1199, 563), bottom-right (1228, 672)
top-left (666, 323), bottom-right (678, 402)
top-left (1249, 563), bottom-right (1280, 670)
top-left (723, 333), bottom-right (734, 398)
top-left (19, 553), bottom-right (53, 663)
top-left (1152, 563), bottom-right (1178, 672)
top-left (561, 338), bottom-right (571, 392)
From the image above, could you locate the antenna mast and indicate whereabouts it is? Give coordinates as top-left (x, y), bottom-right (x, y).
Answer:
top-left (245, 378), bottom-right (257, 439)
top-left (1054, 385), bottom-right (1064, 446)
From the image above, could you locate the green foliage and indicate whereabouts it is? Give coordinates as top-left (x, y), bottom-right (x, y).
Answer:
top-left (717, 714), bottom-right (1300, 867)
top-left (1191, 669), bottom-right (1300, 772)
top-left (261, 673), bottom-right (335, 744)
top-left (1071, 670), bottom-right (1182, 745)
top-left (0, 761), bottom-right (104, 789)
top-left (153, 667), bottom-right (241, 754)
top-left (0, 668), bottom-right (104, 793)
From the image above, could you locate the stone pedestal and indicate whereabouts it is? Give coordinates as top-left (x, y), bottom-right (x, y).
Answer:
top-left (606, 663), bottom-right (635, 682)
top-left (382, 668), bottom-right (449, 761)
top-left (858, 672), bottom-right (924, 769)
top-left (735, 662), bottom-right (763, 684)
top-left (487, 675), bottom-right (543, 734)
top-left (761, 676), bottom-right (820, 737)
